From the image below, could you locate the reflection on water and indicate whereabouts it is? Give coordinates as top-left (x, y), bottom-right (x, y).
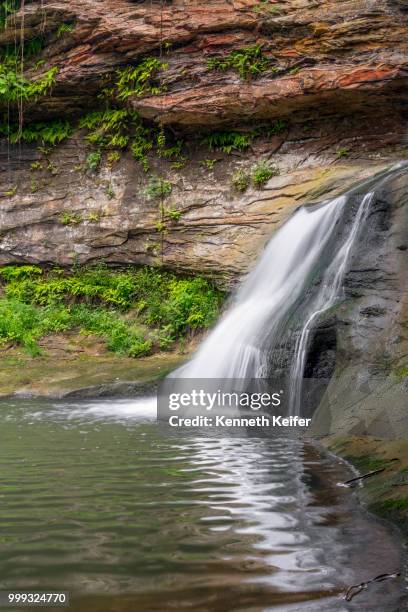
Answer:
top-left (0, 398), bottom-right (405, 611)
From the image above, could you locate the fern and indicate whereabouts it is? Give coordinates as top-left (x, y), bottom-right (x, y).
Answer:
top-left (8, 120), bottom-right (72, 145)
top-left (56, 22), bottom-right (74, 38)
top-left (115, 57), bottom-right (168, 99)
top-left (203, 131), bottom-right (252, 154)
top-left (79, 108), bottom-right (138, 150)
top-left (207, 45), bottom-right (270, 79)
top-left (0, 65), bottom-right (58, 103)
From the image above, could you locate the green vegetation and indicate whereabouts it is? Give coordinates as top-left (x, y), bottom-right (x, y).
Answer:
top-left (344, 454), bottom-right (391, 473)
top-left (106, 184), bottom-right (115, 199)
top-left (337, 147), bottom-right (350, 158)
top-left (207, 44), bottom-right (270, 80)
top-left (251, 160), bottom-right (279, 187)
top-left (56, 23), bottom-right (74, 38)
top-left (265, 119), bottom-right (287, 136)
top-left (60, 212), bottom-right (82, 225)
top-left (131, 124), bottom-right (153, 171)
top-left (0, 37), bottom-right (45, 64)
top-left (232, 169), bottom-right (250, 192)
top-left (3, 185), bottom-right (16, 196)
top-left (201, 158), bottom-right (218, 170)
top-left (397, 365), bottom-right (408, 378)
top-left (144, 176), bottom-right (172, 200)
top-left (0, 119), bottom-right (72, 145)
top-left (115, 57), bottom-right (168, 100)
top-left (371, 498), bottom-right (408, 522)
top-left (79, 108), bottom-right (137, 150)
top-left (78, 109), bottom-right (184, 172)
top-left (164, 206), bottom-right (181, 222)
top-left (253, 0), bottom-right (282, 14)
top-left (107, 150), bottom-right (120, 165)
top-left (0, 65), bottom-right (58, 103)
top-left (204, 130), bottom-right (252, 154)
top-left (86, 151), bottom-right (101, 171)
top-left (0, 265), bottom-right (224, 357)
top-left (0, 0), bottom-right (20, 30)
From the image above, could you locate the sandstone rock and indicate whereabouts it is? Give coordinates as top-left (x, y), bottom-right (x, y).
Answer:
top-left (0, 0), bottom-right (407, 128)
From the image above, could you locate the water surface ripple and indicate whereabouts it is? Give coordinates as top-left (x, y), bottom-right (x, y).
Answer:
top-left (0, 398), bottom-right (405, 611)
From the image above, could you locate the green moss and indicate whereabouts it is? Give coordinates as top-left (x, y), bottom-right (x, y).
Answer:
top-left (344, 454), bottom-right (390, 473)
top-left (371, 498), bottom-right (408, 515)
top-left (396, 365), bottom-right (408, 379)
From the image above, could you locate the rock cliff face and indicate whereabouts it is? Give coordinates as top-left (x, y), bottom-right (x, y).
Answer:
top-left (310, 166), bottom-right (408, 439)
top-left (0, 0), bottom-right (408, 280)
top-left (4, 0), bottom-right (408, 126)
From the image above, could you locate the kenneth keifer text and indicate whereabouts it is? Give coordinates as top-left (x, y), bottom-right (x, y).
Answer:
top-left (168, 415), bottom-right (311, 428)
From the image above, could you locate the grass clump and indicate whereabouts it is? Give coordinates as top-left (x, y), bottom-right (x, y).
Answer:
top-left (251, 160), bottom-right (279, 187)
top-left (0, 265), bottom-right (224, 357)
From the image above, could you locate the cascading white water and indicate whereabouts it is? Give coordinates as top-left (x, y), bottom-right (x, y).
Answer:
top-left (174, 180), bottom-right (380, 416)
top-left (176, 195), bottom-right (348, 379)
top-left (289, 192), bottom-right (373, 415)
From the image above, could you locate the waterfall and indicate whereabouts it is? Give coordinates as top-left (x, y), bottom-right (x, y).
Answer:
top-left (173, 165), bottom-right (404, 416)
top-left (289, 192), bottom-right (373, 415)
top-left (176, 196), bottom-right (346, 379)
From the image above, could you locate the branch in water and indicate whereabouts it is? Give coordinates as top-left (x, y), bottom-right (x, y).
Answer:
top-left (344, 572), bottom-right (401, 602)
